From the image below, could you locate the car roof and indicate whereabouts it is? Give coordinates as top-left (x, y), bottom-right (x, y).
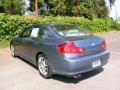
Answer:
top-left (32, 23), bottom-right (74, 27)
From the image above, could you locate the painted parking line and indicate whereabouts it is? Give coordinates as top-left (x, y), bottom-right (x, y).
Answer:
top-left (107, 38), bottom-right (120, 44)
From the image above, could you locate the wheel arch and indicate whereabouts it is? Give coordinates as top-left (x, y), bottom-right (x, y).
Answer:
top-left (10, 41), bottom-right (13, 49)
top-left (36, 52), bottom-right (47, 65)
top-left (36, 51), bottom-right (55, 74)
top-left (10, 40), bottom-right (15, 49)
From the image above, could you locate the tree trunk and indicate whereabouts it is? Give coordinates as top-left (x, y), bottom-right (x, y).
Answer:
top-left (35, 0), bottom-right (38, 16)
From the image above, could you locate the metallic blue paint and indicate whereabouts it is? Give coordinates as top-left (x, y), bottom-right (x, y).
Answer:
top-left (11, 23), bottom-right (110, 77)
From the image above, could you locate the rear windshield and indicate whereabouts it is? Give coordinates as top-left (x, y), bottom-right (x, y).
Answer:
top-left (51, 24), bottom-right (91, 37)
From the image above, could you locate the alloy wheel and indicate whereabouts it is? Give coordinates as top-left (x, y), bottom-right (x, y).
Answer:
top-left (38, 56), bottom-right (48, 76)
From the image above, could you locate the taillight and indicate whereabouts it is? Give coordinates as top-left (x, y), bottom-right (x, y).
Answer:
top-left (57, 41), bottom-right (85, 53)
top-left (101, 40), bottom-right (106, 49)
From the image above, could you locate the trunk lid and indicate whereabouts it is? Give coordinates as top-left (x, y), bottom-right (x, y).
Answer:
top-left (64, 35), bottom-right (104, 56)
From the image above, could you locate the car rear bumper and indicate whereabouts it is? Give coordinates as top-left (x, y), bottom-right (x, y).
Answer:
top-left (55, 50), bottom-right (110, 76)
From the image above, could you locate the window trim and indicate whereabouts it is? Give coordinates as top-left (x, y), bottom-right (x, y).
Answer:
top-left (20, 26), bottom-right (32, 37)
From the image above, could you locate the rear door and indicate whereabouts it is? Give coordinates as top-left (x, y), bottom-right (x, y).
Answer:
top-left (24, 26), bottom-right (40, 63)
top-left (23, 26), bottom-right (46, 64)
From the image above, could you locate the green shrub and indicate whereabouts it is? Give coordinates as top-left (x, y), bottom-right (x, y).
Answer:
top-left (0, 14), bottom-right (32, 41)
top-left (0, 14), bottom-right (119, 42)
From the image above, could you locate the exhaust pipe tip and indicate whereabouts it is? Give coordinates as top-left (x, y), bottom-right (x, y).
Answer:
top-left (73, 74), bottom-right (82, 79)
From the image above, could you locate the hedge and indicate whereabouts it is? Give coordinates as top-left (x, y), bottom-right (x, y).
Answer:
top-left (0, 13), bottom-right (119, 41)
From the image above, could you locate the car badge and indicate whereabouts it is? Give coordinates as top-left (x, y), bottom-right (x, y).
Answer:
top-left (91, 43), bottom-right (95, 46)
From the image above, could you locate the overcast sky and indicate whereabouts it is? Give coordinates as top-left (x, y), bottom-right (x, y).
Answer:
top-left (106, 0), bottom-right (120, 19)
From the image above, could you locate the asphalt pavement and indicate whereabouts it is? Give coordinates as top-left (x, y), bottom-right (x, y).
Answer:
top-left (0, 31), bottom-right (120, 90)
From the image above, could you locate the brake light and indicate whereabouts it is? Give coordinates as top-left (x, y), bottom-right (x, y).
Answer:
top-left (101, 40), bottom-right (106, 49)
top-left (57, 41), bottom-right (85, 53)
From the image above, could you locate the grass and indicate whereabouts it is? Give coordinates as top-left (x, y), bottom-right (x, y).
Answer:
top-left (0, 40), bottom-right (10, 48)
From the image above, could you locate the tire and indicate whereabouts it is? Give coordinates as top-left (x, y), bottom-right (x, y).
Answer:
top-left (37, 54), bottom-right (52, 79)
top-left (10, 44), bottom-right (16, 57)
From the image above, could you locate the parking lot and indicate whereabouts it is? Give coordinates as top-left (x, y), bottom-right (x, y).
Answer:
top-left (0, 31), bottom-right (120, 90)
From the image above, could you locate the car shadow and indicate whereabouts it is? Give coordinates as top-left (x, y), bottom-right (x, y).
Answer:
top-left (17, 56), bottom-right (104, 84)
top-left (17, 56), bottom-right (38, 70)
top-left (52, 67), bottom-right (104, 84)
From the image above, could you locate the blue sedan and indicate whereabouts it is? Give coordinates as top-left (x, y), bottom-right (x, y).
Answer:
top-left (10, 23), bottom-right (110, 79)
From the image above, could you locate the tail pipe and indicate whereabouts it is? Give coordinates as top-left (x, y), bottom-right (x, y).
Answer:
top-left (73, 74), bottom-right (82, 79)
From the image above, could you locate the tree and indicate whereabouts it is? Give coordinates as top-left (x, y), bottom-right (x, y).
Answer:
top-left (0, 0), bottom-right (22, 15)
top-left (94, 0), bottom-right (109, 18)
top-left (29, 0), bottom-right (45, 15)
top-left (109, 0), bottom-right (115, 7)
top-left (44, 0), bottom-right (93, 19)
top-left (48, 0), bottom-right (66, 16)
top-left (64, 0), bottom-right (93, 19)
top-left (35, 0), bottom-right (38, 16)
top-left (29, 0), bottom-right (109, 19)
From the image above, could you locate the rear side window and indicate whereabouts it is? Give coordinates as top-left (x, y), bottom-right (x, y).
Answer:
top-left (51, 24), bottom-right (90, 37)
top-left (44, 30), bottom-right (56, 39)
top-left (37, 27), bottom-right (45, 39)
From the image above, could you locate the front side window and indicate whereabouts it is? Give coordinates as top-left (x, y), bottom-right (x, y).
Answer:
top-left (21, 27), bottom-right (32, 37)
top-left (44, 30), bottom-right (56, 39)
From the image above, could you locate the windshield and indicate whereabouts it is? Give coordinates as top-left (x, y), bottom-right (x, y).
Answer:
top-left (51, 24), bottom-right (91, 37)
